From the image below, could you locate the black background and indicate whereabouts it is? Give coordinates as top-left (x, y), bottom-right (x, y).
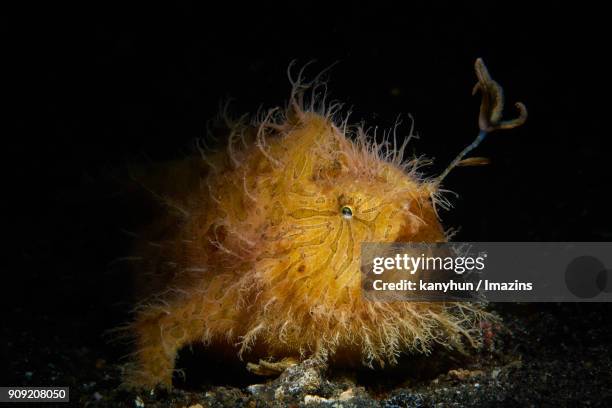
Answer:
top-left (4, 0), bottom-right (612, 400)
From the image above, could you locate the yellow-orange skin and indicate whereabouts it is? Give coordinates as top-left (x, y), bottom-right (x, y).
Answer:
top-left (124, 104), bottom-right (487, 389)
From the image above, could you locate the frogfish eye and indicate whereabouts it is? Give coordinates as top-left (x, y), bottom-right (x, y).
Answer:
top-left (341, 206), bottom-right (353, 219)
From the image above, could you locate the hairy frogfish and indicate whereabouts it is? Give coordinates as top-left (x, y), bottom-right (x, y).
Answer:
top-left (119, 59), bottom-right (526, 389)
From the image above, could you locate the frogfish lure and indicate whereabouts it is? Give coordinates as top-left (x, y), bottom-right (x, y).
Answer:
top-left (118, 58), bottom-right (527, 389)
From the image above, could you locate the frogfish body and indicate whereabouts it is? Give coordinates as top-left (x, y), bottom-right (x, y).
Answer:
top-left (121, 64), bottom-right (516, 389)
